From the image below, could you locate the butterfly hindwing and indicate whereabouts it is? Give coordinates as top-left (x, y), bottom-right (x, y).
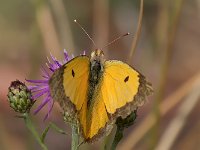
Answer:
top-left (102, 60), bottom-right (150, 118)
top-left (83, 89), bottom-right (109, 139)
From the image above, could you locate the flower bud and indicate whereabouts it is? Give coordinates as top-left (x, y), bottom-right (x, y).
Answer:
top-left (7, 80), bottom-right (34, 113)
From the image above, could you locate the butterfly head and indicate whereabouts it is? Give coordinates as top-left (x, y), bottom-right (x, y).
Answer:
top-left (90, 49), bottom-right (105, 64)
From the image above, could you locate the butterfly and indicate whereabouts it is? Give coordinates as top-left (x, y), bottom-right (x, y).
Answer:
top-left (49, 48), bottom-right (152, 142)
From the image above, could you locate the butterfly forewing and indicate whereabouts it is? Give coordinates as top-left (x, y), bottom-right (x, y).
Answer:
top-left (63, 56), bottom-right (89, 111)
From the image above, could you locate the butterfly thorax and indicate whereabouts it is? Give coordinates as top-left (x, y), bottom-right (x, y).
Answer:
top-left (87, 49), bottom-right (105, 107)
top-left (90, 49), bottom-right (105, 64)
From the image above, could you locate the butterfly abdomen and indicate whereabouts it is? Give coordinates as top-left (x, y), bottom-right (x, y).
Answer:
top-left (87, 60), bottom-right (104, 108)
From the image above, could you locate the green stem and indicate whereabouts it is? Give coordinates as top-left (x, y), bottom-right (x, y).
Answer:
top-left (23, 113), bottom-right (48, 150)
top-left (110, 127), bottom-right (124, 150)
top-left (109, 110), bottom-right (137, 150)
top-left (103, 131), bottom-right (114, 150)
top-left (71, 124), bottom-right (79, 150)
top-left (41, 122), bottom-right (67, 143)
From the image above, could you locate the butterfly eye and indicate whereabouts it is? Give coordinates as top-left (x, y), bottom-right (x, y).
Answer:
top-left (72, 69), bottom-right (75, 77)
top-left (124, 76), bottom-right (129, 82)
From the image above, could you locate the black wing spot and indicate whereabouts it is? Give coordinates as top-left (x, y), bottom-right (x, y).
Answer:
top-left (72, 69), bottom-right (75, 77)
top-left (124, 76), bottom-right (129, 82)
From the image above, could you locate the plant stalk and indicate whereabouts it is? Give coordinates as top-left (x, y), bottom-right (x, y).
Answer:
top-left (23, 113), bottom-right (48, 150)
top-left (71, 124), bottom-right (79, 150)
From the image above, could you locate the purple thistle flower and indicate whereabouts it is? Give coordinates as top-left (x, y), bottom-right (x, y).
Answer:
top-left (27, 50), bottom-right (86, 120)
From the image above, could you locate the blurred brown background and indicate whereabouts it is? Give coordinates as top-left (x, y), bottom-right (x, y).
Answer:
top-left (0, 0), bottom-right (200, 150)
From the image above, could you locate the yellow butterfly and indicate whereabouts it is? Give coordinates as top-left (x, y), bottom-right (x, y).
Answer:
top-left (49, 48), bottom-right (152, 142)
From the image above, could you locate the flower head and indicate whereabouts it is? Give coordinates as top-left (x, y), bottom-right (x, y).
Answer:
top-left (27, 50), bottom-right (85, 119)
top-left (8, 80), bottom-right (34, 113)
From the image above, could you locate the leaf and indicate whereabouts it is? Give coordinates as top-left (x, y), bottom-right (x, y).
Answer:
top-left (110, 110), bottom-right (138, 150)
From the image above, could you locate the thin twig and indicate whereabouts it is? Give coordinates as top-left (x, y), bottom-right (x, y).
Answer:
top-left (150, 1), bottom-right (169, 147)
top-left (127, 0), bottom-right (143, 63)
top-left (150, 0), bottom-right (184, 148)
top-left (41, 122), bottom-right (68, 143)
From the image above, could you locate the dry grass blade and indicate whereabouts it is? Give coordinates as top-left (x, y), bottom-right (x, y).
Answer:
top-left (150, 0), bottom-right (184, 148)
top-left (49, 0), bottom-right (75, 54)
top-left (118, 72), bottom-right (200, 150)
top-left (35, 3), bottom-right (61, 58)
top-left (155, 85), bottom-right (200, 150)
top-left (127, 0), bottom-right (143, 63)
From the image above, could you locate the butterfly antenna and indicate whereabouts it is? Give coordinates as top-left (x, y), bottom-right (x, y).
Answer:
top-left (101, 32), bottom-right (130, 49)
top-left (74, 19), bottom-right (97, 48)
